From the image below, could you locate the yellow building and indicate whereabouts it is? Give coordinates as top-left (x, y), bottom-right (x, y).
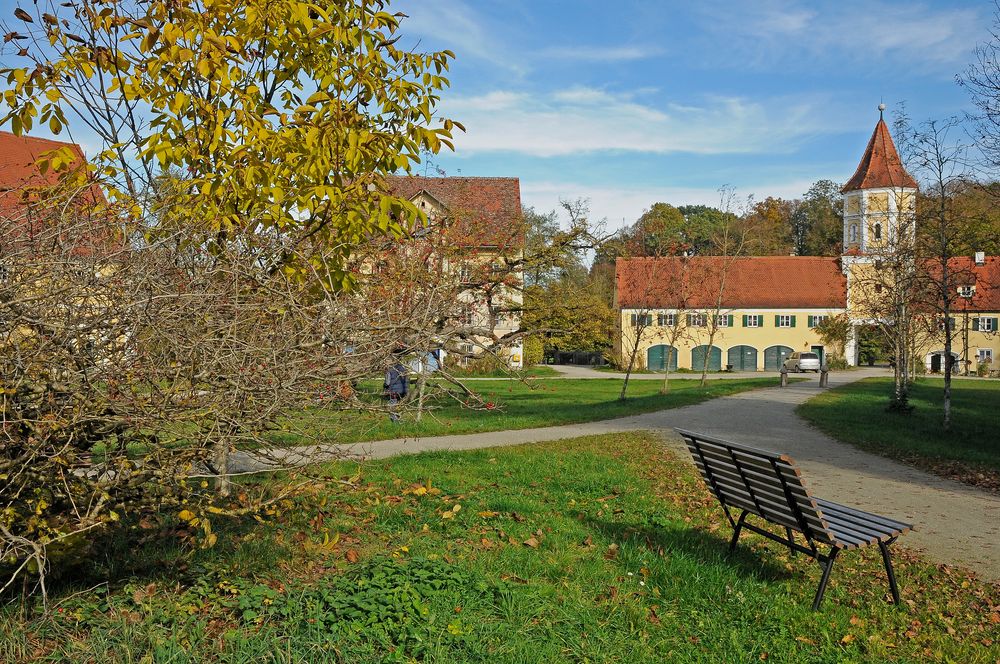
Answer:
top-left (616, 112), bottom-right (1000, 374)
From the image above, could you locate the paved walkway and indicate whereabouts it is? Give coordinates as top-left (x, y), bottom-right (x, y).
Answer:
top-left (234, 368), bottom-right (1000, 580)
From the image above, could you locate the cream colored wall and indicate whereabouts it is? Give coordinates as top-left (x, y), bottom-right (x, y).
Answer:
top-left (916, 313), bottom-right (1000, 373)
top-left (619, 308), bottom-right (844, 370)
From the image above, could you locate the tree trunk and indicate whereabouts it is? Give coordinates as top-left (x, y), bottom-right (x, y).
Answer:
top-left (213, 439), bottom-right (231, 498)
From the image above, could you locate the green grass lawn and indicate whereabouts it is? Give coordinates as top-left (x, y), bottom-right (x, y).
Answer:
top-left (448, 365), bottom-right (559, 378)
top-left (274, 377), bottom-right (783, 446)
top-left (797, 377), bottom-right (1000, 488)
top-left (4, 433), bottom-right (996, 662)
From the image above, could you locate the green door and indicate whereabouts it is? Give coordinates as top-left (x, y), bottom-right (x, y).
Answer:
top-left (764, 345), bottom-right (794, 371)
top-left (646, 345), bottom-right (677, 371)
top-left (691, 345), bottom-right (722, 372)
top-left (810, 345), bottom-right (825, 366)
top-left (727, 345), bottom-right (758, 371)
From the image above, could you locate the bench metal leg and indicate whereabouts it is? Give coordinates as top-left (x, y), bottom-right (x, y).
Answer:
top-left (785, 527), bottom-right (796, 557)
top-left (812, 547), bottom-right (840, 611)
top-left (729, 510), bottom-right (748, 551)
top-left (878, 539), bottom-right (900, 605)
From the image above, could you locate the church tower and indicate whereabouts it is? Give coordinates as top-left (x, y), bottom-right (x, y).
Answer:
top-left (841, 105), bottom-right (919, 364)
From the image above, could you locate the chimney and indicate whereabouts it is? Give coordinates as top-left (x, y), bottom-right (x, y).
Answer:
top-left (975, 251), bottom-right (985, 266)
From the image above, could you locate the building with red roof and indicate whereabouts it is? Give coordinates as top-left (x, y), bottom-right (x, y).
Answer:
top-left (384, 175), bottom-right (526, 367)
top-left (615, 112), bottom-right (999, 373)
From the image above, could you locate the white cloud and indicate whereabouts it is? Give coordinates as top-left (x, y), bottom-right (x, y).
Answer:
top-left (395, 0), bottom-right (527, 74)
top-left (541, 45), bottom-right (664, 62)
top-left (699, 1), bottom-right (984, 69)
top-left (443, 87), bottom-right (838, 157)
top-left (521, 179), bottom-right (821, 233)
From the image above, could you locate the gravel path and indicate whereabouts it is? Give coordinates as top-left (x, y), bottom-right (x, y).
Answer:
top-left (233, 368), bottom-right (1000, 580)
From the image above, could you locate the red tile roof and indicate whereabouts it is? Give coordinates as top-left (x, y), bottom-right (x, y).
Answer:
top-left (616, 256), bottom-right (847, 309)
top-left (0, 130), bottom-right (90, 215)
top-left (842, 118), bottom-right (918, 192)
top-left (383, 175), bottom-right (523, 248)
top-left (929, 256), bottom-right (1000, 312)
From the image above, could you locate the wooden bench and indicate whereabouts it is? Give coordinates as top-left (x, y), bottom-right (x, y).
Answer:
top-left (676, 429), bottom-right (913, 610)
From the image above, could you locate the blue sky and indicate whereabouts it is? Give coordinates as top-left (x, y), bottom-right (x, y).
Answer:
top-left (395, 0), bottom-right (991, 230)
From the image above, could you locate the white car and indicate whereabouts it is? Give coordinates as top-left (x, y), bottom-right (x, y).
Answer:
top-left (783, 351), bottom-right (821, 373)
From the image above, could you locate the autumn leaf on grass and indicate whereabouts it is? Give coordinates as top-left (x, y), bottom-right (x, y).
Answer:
top-left (647, 606), bottom-right (661, 625)
top-left (840, 634), bottom-right (855, 645)
top-left (523, 536), bottom-right (539, 548)
top-left (477, 511), bottom-right (498, 518)
top-left (604, 543), bottom-right (619, 560)
top-left (345, 549), bottom-right (360, 563)
top-left (442, 504), bottom-right (462, 520)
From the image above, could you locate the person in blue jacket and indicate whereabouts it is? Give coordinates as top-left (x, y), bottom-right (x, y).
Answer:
top-left (383, 357), bottom-right (409, 422)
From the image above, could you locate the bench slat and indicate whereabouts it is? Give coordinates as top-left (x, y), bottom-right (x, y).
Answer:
top-left (815, 499), bottom-right (912, 534)
top-left (691, 464), bottom-right (809, 530)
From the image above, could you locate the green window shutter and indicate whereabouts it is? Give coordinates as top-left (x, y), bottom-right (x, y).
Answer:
top-left (742, 314), bottom-right (748, 327)
top-left (973, 317), bottom-right (980, 332)
top-left (686, 314), bottom-right (692, 326)
top-left (807, 315), bottom-right (814, 327)
top-left (791, 315), bottom-right (796, 328)
top-left (728, 315), bottom-right (734, 327)
top-left (774, 315), bottom-right (780, 327)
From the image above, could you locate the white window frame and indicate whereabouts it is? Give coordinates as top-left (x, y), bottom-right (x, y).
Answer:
top-left (981, 317), bottom-right (996, 332)
top-left (691, 313), bottom-right (707, 328)
top-left (959, 285), bottom-right (974, 298)
top-left (745, 314), bottom-right (761, 328)
top-left (716, 314), bottom-right (731, 327)
top-left (978, 348), bottom-right (993, 364)
top-left (777, 315), bottom-right (792, 328)
top-left (658, 313), bottom-right (675, 327)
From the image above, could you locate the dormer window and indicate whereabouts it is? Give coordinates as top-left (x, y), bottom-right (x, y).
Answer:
top-left (959, 285), bottom-right (975, 298)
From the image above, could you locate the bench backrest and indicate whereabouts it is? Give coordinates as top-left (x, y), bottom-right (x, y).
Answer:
top-left (676, 429), bottom-right (835, 545)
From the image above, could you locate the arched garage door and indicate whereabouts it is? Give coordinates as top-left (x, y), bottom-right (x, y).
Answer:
top-left (646, 345), bottom-right (678, 371)
top-left (691, 345), bottom-right (722, 372)
top-left (764, 345), bottom-right (794, 371)
top-left (727, 345), bottom-right (758, 371)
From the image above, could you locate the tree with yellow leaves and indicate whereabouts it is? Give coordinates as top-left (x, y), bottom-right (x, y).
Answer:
top-left (1, 0), bottom-right (461, 285)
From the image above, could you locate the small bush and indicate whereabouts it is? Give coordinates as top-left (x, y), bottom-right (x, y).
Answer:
top-left (825, 354), bottom-right (849, 370)
top-left (522, 336), bottom-right (544, 366)
top-left (977, 361), bottom-right (991, 377)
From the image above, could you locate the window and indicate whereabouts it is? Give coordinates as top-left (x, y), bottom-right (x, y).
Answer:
top-left (458, 264), bottom-right (472, 284)
top-left (657, 313), bottom-right (675, 327)
top-left (959, 285), bottom-right (975, 298)
top-left (849, 224), bottom-right (858, 243)
top-left (938, 317), bottom-right (956, 331)
top-left (743, 314), bottom-right (761, 328)
top-left (688, 313), bottom-right (707, 327)
top-left (775, 315), bottom-right (795, 328)
top-left (978, 348), bottom-right (993, 364)
top-left (630, 313), bottom-right (652, 327)
top-left (874, 223), bottom-right (882, 241)
top-left (714, 314), bottom-right (733, 327)
top-left (459, 305), bottom-right (476, 326)
top-left (807, 315), bottom-right (828, 328)
top-left (978, 317), bottom-right (997, 332)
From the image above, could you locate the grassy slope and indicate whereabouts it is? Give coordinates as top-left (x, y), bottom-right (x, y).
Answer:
top-left (797, 378), bottom-right (1000, 482)
top-left (4, 433), bottom-right (997, 662)
top-left (275, 377), bottom-right (783, 446)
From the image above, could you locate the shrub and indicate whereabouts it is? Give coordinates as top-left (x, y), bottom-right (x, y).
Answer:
top-left (523, 336), bottom-right (544, 366)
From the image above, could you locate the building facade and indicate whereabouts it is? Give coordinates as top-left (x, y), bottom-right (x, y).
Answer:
top-left (384, 175), bottom-right (526, 367)
top-left (616, 114), bottom-right (1000, 373)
